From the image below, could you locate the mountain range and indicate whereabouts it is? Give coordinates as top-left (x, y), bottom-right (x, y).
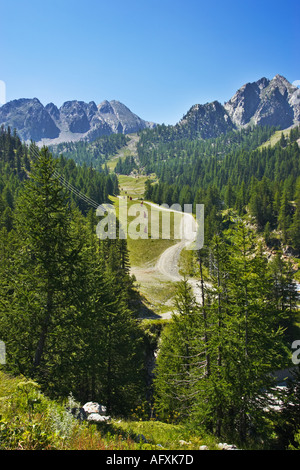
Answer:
top-left (0, 98), bottom-right (155, 145)
top-left (0, 74), bottom-right (299, 145)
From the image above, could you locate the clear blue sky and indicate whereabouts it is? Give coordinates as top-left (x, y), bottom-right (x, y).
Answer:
top-left (0, 0), bottom-right (299, 125)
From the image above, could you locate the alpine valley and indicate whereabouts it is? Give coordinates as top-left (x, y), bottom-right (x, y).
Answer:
top-left (1, 73), bottom-right (300, 452)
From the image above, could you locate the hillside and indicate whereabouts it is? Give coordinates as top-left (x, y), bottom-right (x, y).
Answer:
top-left (0, 370), bottom-right (223, 451)
top-left (1, 92), bottom-right (300, 450)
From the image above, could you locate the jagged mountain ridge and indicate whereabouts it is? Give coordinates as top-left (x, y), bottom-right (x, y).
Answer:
top-left (0, 74), bottom-right (299, 145)
top-left (224, 74), bottom-right (300, 129)
top-left (0, 98), bottom-right (156, 145)
top-left (176, 74), bottom-right (300, 139)
top-left (177, 100), bottom-right (236, 139)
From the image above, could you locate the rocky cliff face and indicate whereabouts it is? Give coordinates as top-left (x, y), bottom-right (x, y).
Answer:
top-left (177, 75), bottom-right (300, 139)
top-left (224, 74), bottom-right (300, 129)
top-left (0, 98), bottom-right (61, 142)
top-left (177, 100), bottom-right (236, 138)
top-left (0, 97), bottom-right (156, 145)
top-left (175, 75), bottom-right (300, 139)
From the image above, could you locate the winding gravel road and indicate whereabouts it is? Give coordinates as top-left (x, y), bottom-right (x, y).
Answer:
top-left (121, 197), bottom-right (203, 317)
top-left (145, 201), bottom-right (203, 309)
top-left (147, 202), bottom-right (196, 282)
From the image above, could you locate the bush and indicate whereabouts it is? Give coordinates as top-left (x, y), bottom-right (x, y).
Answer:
top-left (0, 415), bottom-right (55, 450)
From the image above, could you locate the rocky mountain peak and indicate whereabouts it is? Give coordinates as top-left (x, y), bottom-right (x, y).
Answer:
top-left (1, 75), bottom-right (299, 145)
top-left (0, 97), bottom-right (156, 145)
top-left (45, 102), bottom-right (60, 121)
top-left (225, 75), bottom-right (300, 129)
top-left (0, 98), bottom-right (60, 141)
top-left (178, 100), bottom-right (236, 139)
top-left (98, 100), bottom-right (114, 114)
top-left (177, 75), bottom-right (300, 139)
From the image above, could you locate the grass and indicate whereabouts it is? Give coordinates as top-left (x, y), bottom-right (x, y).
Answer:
top-left (103, 419), bottom-right (219, 450)
top-left (258, 128), bottom-right (292, 149)
top-left (110, 194), bottom-right (178, 267)
top-left (109, 183), bottom-right (187, 317)
top-left (104, 133), bottom-right (140, 172)
top-left (0, 369), bottom-right (219, 451)
top-left (118, 174), bottom-right (150, 199)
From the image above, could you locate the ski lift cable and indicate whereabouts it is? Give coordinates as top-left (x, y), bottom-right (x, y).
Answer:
top-left (30, 146), bottom-right (101, 209)
top-left (31, 147), bottom-right (100, 208)
top-left (53, 171), bottom-right (100, 208)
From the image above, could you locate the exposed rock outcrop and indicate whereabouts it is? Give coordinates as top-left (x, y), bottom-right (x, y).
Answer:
top-left (177, 100), bottom-right (236, 138)
top-left (1, 75), bottom-right (299, 145)
top-left (224, 74), bottom-right (300, 129)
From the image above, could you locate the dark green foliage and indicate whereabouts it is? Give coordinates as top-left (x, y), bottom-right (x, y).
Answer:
top-left (114, 155), bottom-right (137, 175)
top-left (55, 155), bottom-right (119, 214)
top-left (141, 124), bottom-right (300, 250)
top-left (0, 135), bottom-right (145, 416)
top-left (0, 126), bottom-right (119, 223)
top-left (154, 217), bottom-right (295, 443)
top-left (50, 133), bottom-right (129, 170)
top-left (275, 367), bottom-right (300, 449)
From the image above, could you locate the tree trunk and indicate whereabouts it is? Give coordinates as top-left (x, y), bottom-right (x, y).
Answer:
top-left (33, 286), bottom-right (53, 371)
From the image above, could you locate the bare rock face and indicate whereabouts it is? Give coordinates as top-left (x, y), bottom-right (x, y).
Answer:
top-left (1, 75), bottom-right (299, 145)
top-left (224, 80), bottom-right (267, 127)
top-left (0, 97), bottom-right (156, 145)
top-left (175, 75), bottom-right (300, 140)
top-left (0, 98), bottom-right (60, 141)
top-left (59, 101), bottom-right (91, 134)
top-left (225, 74), bottom-right (300, 129)
top-left (177, 100), bottom-right (236, 139)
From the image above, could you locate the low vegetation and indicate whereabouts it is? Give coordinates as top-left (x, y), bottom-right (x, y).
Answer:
top-left (0, 370), bottom-right (220, 450)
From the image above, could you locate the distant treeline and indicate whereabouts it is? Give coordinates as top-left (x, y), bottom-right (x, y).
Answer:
top-left (50, 133), bottom-right (129, 170)
top-left (0, 126), bottom-right (120, 227)
top-left (114, 155), bottom-right (137, 175)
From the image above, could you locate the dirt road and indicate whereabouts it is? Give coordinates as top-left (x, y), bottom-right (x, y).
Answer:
top-left (130, 201), bottom-right (202, 318)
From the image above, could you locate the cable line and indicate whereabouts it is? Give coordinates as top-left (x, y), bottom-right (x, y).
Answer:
top-left (30, 146), bottom-right (102, 209)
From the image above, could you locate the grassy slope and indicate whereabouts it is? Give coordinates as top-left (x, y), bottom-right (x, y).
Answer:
top-left (257, 127), bottom-right (292, 149)
top-left (110, 171), bottom-right (185, 316)
top-left (0, 370), bottom-right (219, 450)
top-left (104, 133), bottom-right (140, 172)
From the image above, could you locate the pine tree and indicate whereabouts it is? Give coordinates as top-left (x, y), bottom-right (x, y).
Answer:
top-left (290, 178), bottom-right (300, 253)
top-left (278, 188), bottom-right (292, 244)
top-left (202, 219), bottom-right (288, 440)
top-left (154, 279), bottom-right (205, 421)
top-left (1, 147), bottom-right (84, 386)
top-left (77, 232), bottom-right (144, 415)
top-left (154, 217), bottom-right (290, 442)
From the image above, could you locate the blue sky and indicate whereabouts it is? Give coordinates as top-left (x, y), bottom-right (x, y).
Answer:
top-left (0, 0), bottom-right (299, 125)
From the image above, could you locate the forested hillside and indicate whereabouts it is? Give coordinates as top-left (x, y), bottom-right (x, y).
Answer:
top-left (49, 133), bottom-right (129, 170)
top-left (136, 122), bottom-right (300, 447)
top-left (141, 124), bottom-right (300, 248)
top-left (1, 123), bottom-right (300, 450)
top-left (0, 126), bottom-right (147, 416)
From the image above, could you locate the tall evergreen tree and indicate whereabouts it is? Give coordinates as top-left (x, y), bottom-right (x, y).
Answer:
top-left (154, 217), bottom-right (292, 442)
top-left (154, 279), bottom-right (206, 421)
top-left (0, 147), bottom-right (84, 387)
